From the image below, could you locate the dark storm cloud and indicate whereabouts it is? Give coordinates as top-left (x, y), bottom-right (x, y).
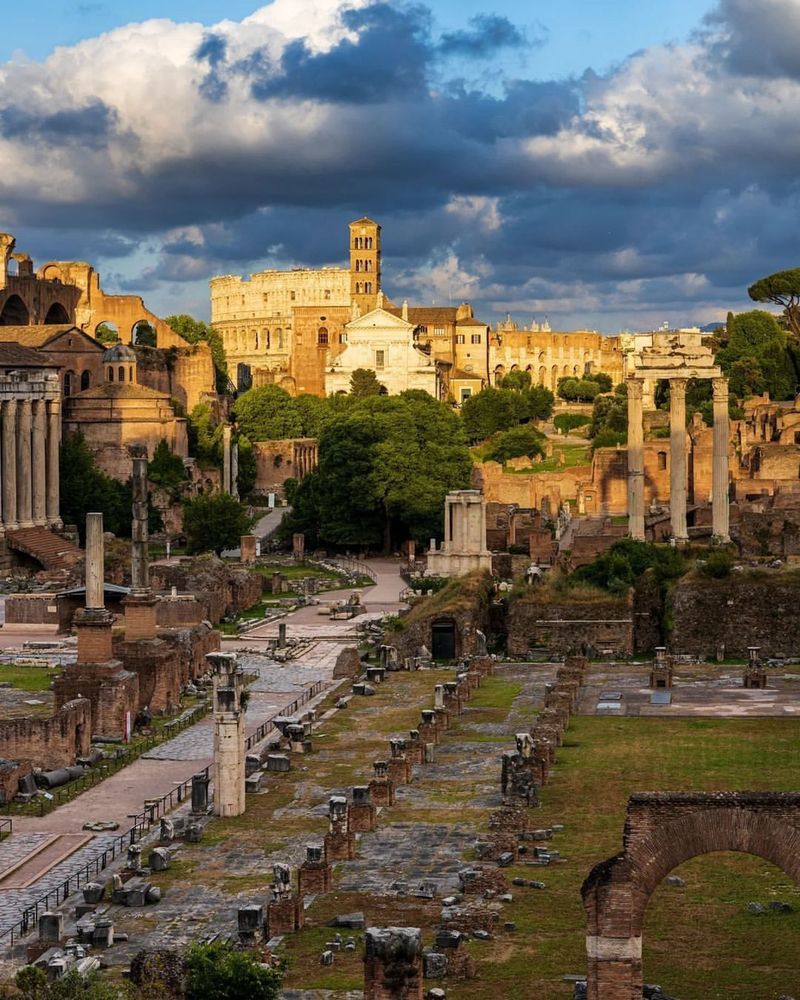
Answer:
top-left (704, 0), bottom-right (800, 79)
top-left (0, 100), bottom-right (116, 147)
top-left (437, 14), bottom-right (529, 57)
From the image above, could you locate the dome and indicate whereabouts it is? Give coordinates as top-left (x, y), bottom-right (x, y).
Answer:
top-left (102, 342), bottom-right (137, 363)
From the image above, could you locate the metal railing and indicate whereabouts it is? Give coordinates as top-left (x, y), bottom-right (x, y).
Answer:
top-left (1, 677), bottom-right (332, 950)
top-left (1, 765), bottom-right (209, 950)
top-left (0, 702), bottom-right (211, 819)
top-left (325, 556), bottom-right (377, 584)
top-left (0, 818), bottom-right (11, 841)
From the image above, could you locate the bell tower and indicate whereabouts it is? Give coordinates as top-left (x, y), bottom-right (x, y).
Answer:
top-left (348, 217), bottom-right (381, 315)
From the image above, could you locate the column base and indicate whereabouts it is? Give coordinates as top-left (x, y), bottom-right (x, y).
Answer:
top-left (17, 519), bottom-right (35, 530)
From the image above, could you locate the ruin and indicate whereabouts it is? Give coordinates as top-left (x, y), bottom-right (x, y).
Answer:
top-left (426, 490), bottom-right (492, 577)
top-left (364, 927), bottom-right (423, 1000)
top-left (210, 652), bottom-right (246, 817)
top-left (581, 792), bottom-right (800, 1000)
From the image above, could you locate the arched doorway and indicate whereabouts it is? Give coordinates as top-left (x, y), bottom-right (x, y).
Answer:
top-left (44, 302), bottom-right (70, 324)
top-left (582, 792), bottom-right (800, 999)
top-left (0, 294), bottom-right (29, 325)
top-left (431, 617), bottom-right (457, 660)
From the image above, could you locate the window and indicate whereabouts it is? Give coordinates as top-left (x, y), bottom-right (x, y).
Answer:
top-left (262, 292), bottom-right (269, 303)
top-left (354, 237), bottom-right (362, 249)
top-left (471, 334), bottom-right (482, 344)
top-left (318, 327), bottom-right (329, 346)
top-left (460, 388), bottom-right (473, 402)
top-left (290, 290), bottom-right (296, 300)
top-left (456, 334), bottom-right (465, 345)
top-left (658, 451), bottom-right (667, 470)
top-left (365, 236), bottom-right (373, 249)
top-left (340, 332), bottom-right (347, 343)
top-left (434, 326), bottom-right (446, 336)
top-left (324, 289), bottom-right (331, 300)
top-left (365, 282), bottom-right (372, 293)
top-left (118, 366), bottom-right (125, 382)
top-left (365, 260), bottom-right (372, 272)
top-left (107, 367), bottom-right (114, 382)
top-left (355, 281), bottom-right (362, 294)
top-left (375, 350), bottom-right (385, 369)
top-left (355, 260), bottom-right (362, 272)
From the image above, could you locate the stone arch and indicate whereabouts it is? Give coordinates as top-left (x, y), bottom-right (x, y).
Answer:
top-left (582, 792), bottom-right (800, 999)
top-left (538, 366), bottom-right (546, 385)
top-left (551, 365), bottom-right (558, 390)
top-left (132, 319), bottom-right (156, 346)
top-left (44, 302), bottom-right (70, 324)
top-left (80, 370), bottom-right (91, 391)
top-left (494, 364), bottom-right (505, 386)
top-left (0, 294), bottom-right (29, 325)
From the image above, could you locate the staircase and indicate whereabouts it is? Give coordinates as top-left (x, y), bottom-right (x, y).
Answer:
top-left (6, 526), bottom-right (83, 571)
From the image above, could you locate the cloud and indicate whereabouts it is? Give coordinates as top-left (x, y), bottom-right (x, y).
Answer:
top-left (438, 14), bottom-right (529, 58)
top-left (1, 0), bottom-right (799, 331)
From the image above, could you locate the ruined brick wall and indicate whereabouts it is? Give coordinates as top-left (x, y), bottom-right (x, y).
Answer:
top-left (0, 699), bottom-right (91, 769)
top-left (149, 557), bottom-right (262, 624)
top-left (156, 596), bottom-right (204, 628)
top-left (392, 572), bottom-right (492, 660)
top-left (507, 591), bottom-right (633, 656)
top-left (633, 572), bottom-right (663, 653)
top-left (158, 625), bottom-right (220, 684)
top-left (669, 572), bottom-right (800, 657)
top-left (3, 594), bottom-right (60, 628)
top-left (114, 639), bottom-right (182, 714)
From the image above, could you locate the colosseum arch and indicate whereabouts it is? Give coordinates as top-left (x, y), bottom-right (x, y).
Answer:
top-left (581, 792), bottom-right (800, 1000)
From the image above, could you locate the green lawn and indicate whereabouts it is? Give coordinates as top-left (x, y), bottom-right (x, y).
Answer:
top-left (0, 662), bottom-right (60, 691)
top-left (506, 442), bottom-right (590, 474)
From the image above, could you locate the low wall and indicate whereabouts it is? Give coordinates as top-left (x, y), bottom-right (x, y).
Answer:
top-left (0, 699), bottom-right (91, 770)
top-left (507, 590), bottom-right (633, 656)
top-left (149, 557), bottom-right (262, 624)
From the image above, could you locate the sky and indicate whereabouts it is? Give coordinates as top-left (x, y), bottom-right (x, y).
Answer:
top-left (1, 0), bottom-right (797, 332)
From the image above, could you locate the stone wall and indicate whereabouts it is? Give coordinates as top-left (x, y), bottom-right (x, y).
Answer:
top-left (149, 557), bottom-right (262, 624)
top-left (507, 590), bottom-right (633, 656)
top-left (392, 572), bottom-right (492, 660)
top-left (3, 594), bottom-right (60, 630)
top-left (0, 699), bottom-right (91, 769)
top-left (669, 572), bottom-right (800, 657)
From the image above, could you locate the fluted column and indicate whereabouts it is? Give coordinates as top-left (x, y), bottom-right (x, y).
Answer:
top-left (669, 378), bottom-right (688, 541)
top-left (2, 400), bottom-right (18, 531)
top-left (32, 400), bottom-right (47, 526)
top-left (46, 398), bottom-right (61, 528)
top-left (16, 399), bottom-right (32, 528)
top-left (627, 377), bottom-right (645, 540)
top-left (712, 377), bottom-right (730, 542)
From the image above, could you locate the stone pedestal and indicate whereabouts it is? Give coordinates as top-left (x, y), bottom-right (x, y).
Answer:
top-left (364, 927), bottom-right (423, 1000)
top-left (266, 896), bottom-right (303, 937)
top-left (123, 592), bottom-right (159, 642)
top-left (369, 762), bottom-right (395, 807)
top-left (298, 846), bottom-right (332, 896)
top-left (350, 787), bottom-right (377, 832)
top-left (240, 534), bottom-right (257, 564)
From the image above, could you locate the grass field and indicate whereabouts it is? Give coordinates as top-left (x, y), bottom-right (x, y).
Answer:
top-left (0, 662), bottom-right (60, 691)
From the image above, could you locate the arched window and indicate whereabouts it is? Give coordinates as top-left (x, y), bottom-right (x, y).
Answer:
top-left (264, 329), bottom-right (270, 349)
top-left (318, 327), bottom-right (329, 346)
top-left (108, 367), bottom-right (114, 382)
top-left (365, 282), bottom-right (372, 293)
top-left (254, 330), bottom-right (259, 350)
top-left (80, 370), bottom-right (91, 391)
top-left (118, 366), bottom-right (125, 382)
top-left (276, 328), bottom-right (283, 350)
top-left (129, 366), bottom-right (134, 382)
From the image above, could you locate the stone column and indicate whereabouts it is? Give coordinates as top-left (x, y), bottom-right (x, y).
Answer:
top-left (32, 400), bottom-right (47, 526)
top-left (124, 452), bottom-right (158, 641)
top-left (443, 494), bottom-right (452, 550)
top-left (669, 378), bottom-right (688, 541)
top-left (16, 399), bottom-right (33, 528)
top-left (222, 424), bottom-right (232, 494)
top-left (231, 440), bottom-right (239, 499)
top-left (1, 399), bottom-right (17, 530)
top-left (85, 512), bottom-right (105, 610)
top-left (46, 398), bottom-right (61, 528)
top-left (712, 377), bottom-right (730, 542)
top-left (210, 651), bottom-right (246, 817)
top-left (626, 378), bottom-right (645, 540)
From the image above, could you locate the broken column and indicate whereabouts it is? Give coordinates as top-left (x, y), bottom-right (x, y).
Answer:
top-left (649, 646), bottom-right (674, 689)
top-left (298, 844), bottom-right (332, 896)
top-left (418, 710), bottom-right (439, 746)
top-left (387, 739), bottom-right (411, 786)
top-left (433, 686), bottom-right (449, 731)
top-left (123, 450), bottom-right (159, 641)
top-left (324, 795), bottom-right (355, 861)
top-left (349, 785), bottom-right (377, 833)
top-left (78, 512), bottom-right (115, 664)
top-left (406, 730), bottom-right (425, 766)
top-left (238, 904), bottom-right (264, 947)
top-left (364, 927), bottom-right (423, 1000)
top-left (231, 438), bottom-right (239, 499)
top-left (743, 646), bottom-right (767, 689)
top-left (210, 651), bottom-right (246, 817)
top-left (265, 863), bottom-right (303, 937)
top-left (240, 534), bottom-right (257, 564)
top-left (369, 760), bottom-right (395, 807)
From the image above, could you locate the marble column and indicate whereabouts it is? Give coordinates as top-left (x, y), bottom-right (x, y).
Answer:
top-left (32, 400), bottom-right (47, 526)
top-left (626, 378), bottom-right (645, 540)
top-left (669, 378), bottom-right (688, 541)
top-left (2, 400), bottom-right (18, 531)
top-left (222, 424), bottom-right (232, 494)
top-left (16, 399), bottom-right (33, 528)
top-left (712, 377), bottom-right (730, 542)
top-left (46, 398), bottom-right (61, 528)
top-left (130, 454), bottom-right (149, 593)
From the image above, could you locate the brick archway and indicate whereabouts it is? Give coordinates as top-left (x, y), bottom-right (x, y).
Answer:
top-left (581, 792), bottom-right (800, 999)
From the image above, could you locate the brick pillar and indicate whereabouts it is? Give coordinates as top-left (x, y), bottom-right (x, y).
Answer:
top-left (298, 845), bottom-right (332, 896)
top-left (364, 927), bottom-right (423, 1000)
top-left (368, 760), bottom-right (395, 807)
top-left (387, 739), bottom-right (411, 785)
top-left (324, 795), bottom-right (355, 861)
top-left (349, 786), bottom-right (377, 832)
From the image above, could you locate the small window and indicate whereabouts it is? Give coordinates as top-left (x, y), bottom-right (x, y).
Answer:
top-left (290, 290), bottom-right (296, 300)
top-left (456, 334), bottom-right (465, 345)
top-left (129, 366), bottom-right (134, 382)
top-left (80, 370), bottom-right (90, 391)
top-left (460, 388), bottom-right (472, 402)
top-left (108, 367), bottom-right (114, 382)
top-left (375, 350), bottom-right (385, 369)
top-left (657, 451), bottom-right (667, 470)
top-left (118, 366), bottom-right (126, 382)
top-left (366, 237), bottom-right (373, 249)
top-left (318, 327), bottom-right (329, 346)
top-left (434, 326), bottom-right (445, 336)
top-left (471, 334), bottom-right (482, 344)
top-left (324, 289), bottom-right (331, 300)
top-left (365, 282), bottom-right (372, 293)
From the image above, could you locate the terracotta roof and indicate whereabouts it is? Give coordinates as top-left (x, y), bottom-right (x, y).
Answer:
top-left (72, 381), bottom-right (169, 400)
top-left (0, 325), bottom-right (81, 347)
top-left (0, 343), bottom-right (60, 367)
top-left (386, 307), bottom-right (459, 325)
top-left (452, 369), bottom-right (485, 381)
top-left (455, 317), bottom-right (488, 327)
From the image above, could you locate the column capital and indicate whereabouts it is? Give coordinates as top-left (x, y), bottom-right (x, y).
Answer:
top-left (712, 377), bottom-right (729, 401)
top-left (626, 376), bottom-right (644, 399)
top-left (670, 377), bottom-right (688, 398)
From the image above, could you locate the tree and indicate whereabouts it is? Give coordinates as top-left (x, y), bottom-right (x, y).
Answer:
top-left (587, 371), bottom-right (613, 392)
top-left (553, 412), bottom-right (591, 436)
top-left (557, 377), bottom-right (600, 402)
top-left (460, 387), bottom-right (528, 442)
top-left (95, 323), bottom-right (119, 345)
top-left (717, 310), bottom-right (796, 401)
top-left (349, 368), bottom-right (384, 397)
top-left (589, 384), bottom-right (627, 439)
top-left (148, 439), bottom-right (186, 490)
top-left (522, 384), bottom-right (555, 421)
top-left (500, 369), bottom-right (531, 391)
top-left (183, 493), bottom-right (253, 555)
top-left (166, 314), bottom-right (229, 394)
top-left (185, 941), bottom-right (282, 1000)
top-left (233, 385), bottom-right (303, 441)
top-left (485, 424), bottom-right (546, 464)
top-left (236, 434), bottom-right (257, 497)
top-left (60, 432), bottom-right (135, 541)
top-left (132, 321), bottom-right (157, 347)
top-left (188, 402), bottom-right (222, 468)
top-left (748, 269), bottom-right (800, 338)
